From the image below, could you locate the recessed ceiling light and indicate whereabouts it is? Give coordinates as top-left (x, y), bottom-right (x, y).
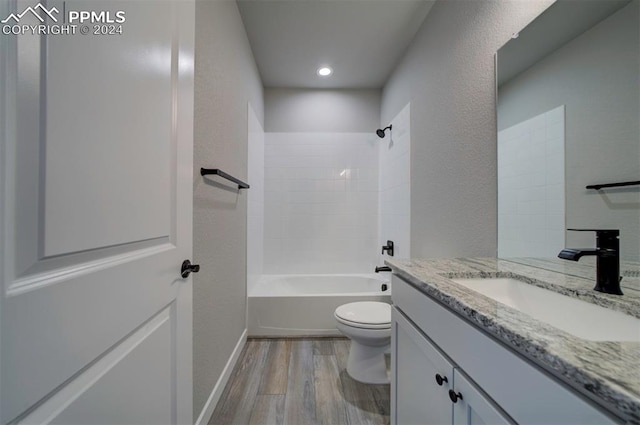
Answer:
top-left (317, 66), bottom-right (332, 77)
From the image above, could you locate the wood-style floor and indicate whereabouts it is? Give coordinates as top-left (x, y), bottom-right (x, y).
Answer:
top-left (209, 338), bottom-right (390, 425)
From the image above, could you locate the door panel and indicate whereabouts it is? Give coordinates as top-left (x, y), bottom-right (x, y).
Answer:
top-left (50, 313), bottom-right (173, 425)
top-left (1, 0), bottom-right (194, 423)
top-left (4, 249), bottom-right (179, 421)
top-left (11, 0), bottom-right (175, 278)
top-left (452, 369), bottom-right (513, 425)
top-left (28, 305), bottom-right (174, 425)
top-left (44, 0), bottom-right (173, 257)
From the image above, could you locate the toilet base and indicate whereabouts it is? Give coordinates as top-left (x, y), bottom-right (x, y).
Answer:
top-left (346, 340), bottom-right (390, 384)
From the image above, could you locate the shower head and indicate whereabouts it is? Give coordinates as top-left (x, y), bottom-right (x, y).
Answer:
top-left (376, 125), bottom-right (392, 138)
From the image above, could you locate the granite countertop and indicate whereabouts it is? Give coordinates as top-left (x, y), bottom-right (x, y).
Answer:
top-left (385, 257), bottom-right (640, 424)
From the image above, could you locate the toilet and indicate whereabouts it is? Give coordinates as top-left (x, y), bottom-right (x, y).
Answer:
top-left (334, 301), bottom-right (391, 384)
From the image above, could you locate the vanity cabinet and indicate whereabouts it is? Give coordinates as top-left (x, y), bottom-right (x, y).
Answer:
top-left (392, 307), bottom-right (512, 425)
top-left (391, 275), bottom-right (620, 425)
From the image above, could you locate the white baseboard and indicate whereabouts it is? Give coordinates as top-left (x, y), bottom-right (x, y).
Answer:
top-left (195, 328), bottom-right (247, 425)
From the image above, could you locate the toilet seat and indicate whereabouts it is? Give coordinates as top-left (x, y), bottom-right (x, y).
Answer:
top-left (334, 301), bottom-right (391, 329)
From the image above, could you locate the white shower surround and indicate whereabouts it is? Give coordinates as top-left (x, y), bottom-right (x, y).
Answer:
top-left (379, 103), bottom-right (411, 262)
top-left (263, 132), bottom-right (380, 274)
top-left (251, 113), bottom-right (411, 337)
top-left (247, 104), bottom-right (265, 295)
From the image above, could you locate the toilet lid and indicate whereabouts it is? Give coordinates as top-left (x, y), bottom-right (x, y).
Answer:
top-left (335, 302), bottom-right (391, 329)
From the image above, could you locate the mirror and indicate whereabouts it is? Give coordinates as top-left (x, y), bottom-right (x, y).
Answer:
top-left (496, 0), bottom-right (639, 271)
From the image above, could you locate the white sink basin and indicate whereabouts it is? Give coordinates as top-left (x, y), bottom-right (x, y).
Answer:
top-left (451, 278), bottom-right (640, 342)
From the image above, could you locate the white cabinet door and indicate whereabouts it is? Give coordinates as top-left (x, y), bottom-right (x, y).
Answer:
top-left (452, 370), bottom-right (513, 425)
top-left (0, 1), bottom-right (194, 423)
top-left (392, 307), bottom-right (453, 425)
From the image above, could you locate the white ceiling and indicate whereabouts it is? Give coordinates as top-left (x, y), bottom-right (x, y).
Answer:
top-left (236, 0), bottom-right (436, 89)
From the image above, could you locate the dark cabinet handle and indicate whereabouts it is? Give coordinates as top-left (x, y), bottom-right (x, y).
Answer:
top-left (435, 374), bottom-right (448, 386)
top-left (448, 389), bottom-right (463, 403)
top-left (181, 260), bottom-right (200, 278)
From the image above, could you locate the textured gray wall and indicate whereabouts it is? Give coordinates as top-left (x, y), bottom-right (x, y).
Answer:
top-left (381, 0), bottom-right (553, 258)
top-left (498, 1), bottom-right (639, 260)
top-left (265, 88), bottom-right (381, 132)
top-left (193, 0), bottom-right (264, 418)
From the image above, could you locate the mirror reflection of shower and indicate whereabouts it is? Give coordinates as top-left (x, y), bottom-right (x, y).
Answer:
top-left (496, 0), bottom-right (639, 260)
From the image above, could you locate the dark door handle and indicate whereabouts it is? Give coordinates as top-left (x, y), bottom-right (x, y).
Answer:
top-left (181, 260), bottom-right (200, 278)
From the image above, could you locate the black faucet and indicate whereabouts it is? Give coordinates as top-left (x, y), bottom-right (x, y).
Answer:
top-left (375, 266), bottom-right (392, 273)
top-left (381, 240), bottom-right (394, 257)
top-left (558, 229), bottom-right (622, 295)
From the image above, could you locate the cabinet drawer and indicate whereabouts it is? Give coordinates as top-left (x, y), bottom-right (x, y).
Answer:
top-left (392, 275), bottom-right (619, 424)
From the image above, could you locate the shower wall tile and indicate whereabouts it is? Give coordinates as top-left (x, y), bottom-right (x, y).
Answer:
top-left (264, 132), bottom-right (379, 274)
top-left (247, 105), bottom-right (265, 295)
top-left (379, 103), bottom-right (411, 262)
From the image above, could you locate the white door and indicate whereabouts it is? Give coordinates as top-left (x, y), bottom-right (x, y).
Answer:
top-left (0, 0), bottom-right (195, 423)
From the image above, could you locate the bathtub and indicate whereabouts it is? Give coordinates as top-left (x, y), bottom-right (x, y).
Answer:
top-left (248, 274), bottom-right (391, 337)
